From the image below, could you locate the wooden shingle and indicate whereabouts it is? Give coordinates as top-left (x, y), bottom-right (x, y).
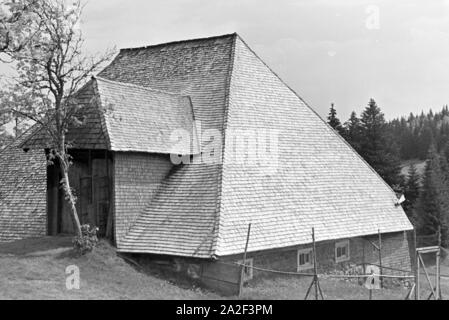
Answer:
top-left (0, 133), bottom-right (47, 242)
top-left (112, 34), bottom-right (413, 258)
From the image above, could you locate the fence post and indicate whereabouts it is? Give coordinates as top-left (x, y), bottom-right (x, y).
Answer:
top-left (437, 226), bottom-right (441, 300)
top-left (238, 223), bottom-right (251, 297)
top-left (414, 229), bottom-right (419, 300)
top-left (417, 254), bottom-right (421, 300)
top-left (378, 229), bottom-right (383, 289)
top-left (312, 227), bottom-right (318, 300)
top-left (362, 239), bottom-right (366, 276)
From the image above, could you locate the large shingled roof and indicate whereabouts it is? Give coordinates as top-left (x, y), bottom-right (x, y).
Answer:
top-left (97, 77), bottom-right (199, 154)
top-left (100, 34), bottom-right (235, 257)
top-left (100, 33), bottom-right (413, 258)
top-left (21, 81), bottom-right (109, 151)
top-left (21, 77), bottom-right (199, 155)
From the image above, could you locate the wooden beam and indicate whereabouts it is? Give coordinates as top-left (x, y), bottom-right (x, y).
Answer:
top-left (89, 149), bottom-right (93, 206)
top-left (414, 229), bottom-right (419, 300)
top-left (436, 227), bottom-right (441, 300)
top-left (404, 283), bottom-right (415, 300)
top-left (47, 160), bottom-right (59, 236)
top-left (367, 239), bottom-right (379, 251)
top-left (417, 252), bottom-right (420, 300)
top-left (105, 150), bottom-right (113, 240)
top-left (312, 227), bottom-right (318, 300)
top-left (378, 229), bottom-right (383, 289)
top-left (416, 246), bottom-right (440, 254)
top-left (418, 254), bottom-right (437, 300)
top-left (238, 223), bottom-right (251, 297)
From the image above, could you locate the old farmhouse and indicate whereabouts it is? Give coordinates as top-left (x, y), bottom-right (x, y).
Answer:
top-left (0, 33), bottom-right (414, 295)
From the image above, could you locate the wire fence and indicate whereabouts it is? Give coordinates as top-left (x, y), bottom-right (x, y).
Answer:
top-left (218, 258), bottom-right (416, 300)
top-left (417, 233), bottom-right (441, 248)
top-left (234, 260), bottom-right (417, 300)
top-left (225, 226), bottom-right (445, 300)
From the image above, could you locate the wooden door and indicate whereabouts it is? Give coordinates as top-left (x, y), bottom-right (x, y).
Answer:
top-left (60, 161), bottom-right (87, 234)
top-left (94, 176), bottom-right (109, 237)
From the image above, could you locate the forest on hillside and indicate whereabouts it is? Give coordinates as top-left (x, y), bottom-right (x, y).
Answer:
top-left (389, 106), bottom-right (449, 161)
top-left (328, 100), bottom-right (449, 246)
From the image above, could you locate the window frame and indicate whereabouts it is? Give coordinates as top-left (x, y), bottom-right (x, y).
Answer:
top-left (297, 248), bottom-right (314, 271)
top-left (335, 240), bottom-right (350, 263)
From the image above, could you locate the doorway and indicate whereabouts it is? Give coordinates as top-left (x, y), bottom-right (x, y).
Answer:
top-left (47, 149), bottom-right (113, 239)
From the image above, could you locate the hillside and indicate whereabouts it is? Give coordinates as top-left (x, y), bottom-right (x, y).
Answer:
top-left (1, 236), bottom-right (447, 300)
top-left (0, 236), bottom-right (217, 300)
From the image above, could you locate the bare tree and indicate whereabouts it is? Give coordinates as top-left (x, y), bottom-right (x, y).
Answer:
top-left (1, 0), bottom-right (114, 237)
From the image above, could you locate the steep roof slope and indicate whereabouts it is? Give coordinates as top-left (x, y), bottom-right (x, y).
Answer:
top-left (100, 34), bottom-right (236, 256)
top-left (214, 36), bottom-right (413, 256)
top-left (113, 33), bottom-right (412, 258)
top-left (95, 77), bottom-right (198, 154)
top-left (0, 134), bottom-right (47, 242)
top-left (21, 82), bottom-right (109, 150)
top-left (22, 77), bottom-right (198, 155)
top-left (119, 160), bottom-right (222, 256)
top-left (99, 34), bottom-right (234, 134)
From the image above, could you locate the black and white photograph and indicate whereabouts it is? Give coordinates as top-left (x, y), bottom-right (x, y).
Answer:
top-left (0, 0), bottom-right (448, 306)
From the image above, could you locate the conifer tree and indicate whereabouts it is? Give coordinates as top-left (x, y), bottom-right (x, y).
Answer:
top-left (327, 103), bottom-right (344, 135)
top-left (344, 111), bottom-right (362, 152)
top-left (443, 140), bottom-right (449, 165)
top-left (414, 145), bottom-right (449, 246)
top-left (418, 125), bottom-right (434, 159)
top-left (359, 99), bottom-right (401, 187)
top-left (403, 163), bottom-right (420, 218)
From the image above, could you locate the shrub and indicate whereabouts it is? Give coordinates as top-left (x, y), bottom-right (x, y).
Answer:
top-left (72, 224), bottom-right (99, 255)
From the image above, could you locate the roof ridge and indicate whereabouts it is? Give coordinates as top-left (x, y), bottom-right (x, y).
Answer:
top-left (93, 76), bottom-right (189, 98)
top-left (209, 34), bottom-right (238, 258)
top-left (120, 33), bottom-right (238, 52)
top-left (234, 34), bottom-right (402, 202)
top-left (4, 124), bottom-right (45, 154)
top-left (0, 136), bottom-right (18, 155)
top-left (91, 78), bottom-right (113, 151)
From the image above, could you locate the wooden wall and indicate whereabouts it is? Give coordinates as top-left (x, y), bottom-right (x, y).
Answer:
top-left (47, 149), bottom-right (112, 237)
top-left (131, 231), bottom-right (412, 296)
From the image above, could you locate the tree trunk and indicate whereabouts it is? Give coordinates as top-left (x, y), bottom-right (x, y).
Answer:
top-left (58, 156), bottom-right (82, 237)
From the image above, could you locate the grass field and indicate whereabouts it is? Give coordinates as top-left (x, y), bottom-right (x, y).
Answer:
top-left (0, 237), bottom-right (217, 300)
top-left (242, 270), bottom-right (449, 300)
top-left (0, 236), bottom-right (447, 300)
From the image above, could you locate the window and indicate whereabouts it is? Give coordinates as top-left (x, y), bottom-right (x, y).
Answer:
top-left (297, 248), bottom-right (313, 271)
top-left (238, 258), bottom-right (253, 281)
top-left (335, 240), bottom-right (350, 263)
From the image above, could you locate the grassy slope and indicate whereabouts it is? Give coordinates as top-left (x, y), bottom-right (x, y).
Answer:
top-left (1, 236), bottom-right (448, 300)
top-left (0, 237), bottom-right (217, 300)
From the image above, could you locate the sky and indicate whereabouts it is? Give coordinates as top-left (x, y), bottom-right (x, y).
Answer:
top-left (4, 0), bottom-right (449, 121)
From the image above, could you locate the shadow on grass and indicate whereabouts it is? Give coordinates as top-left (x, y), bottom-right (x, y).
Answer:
top-left (0, 236), bottom-right (72, 256)
top-left (118, 253), bottom-right (222, 297)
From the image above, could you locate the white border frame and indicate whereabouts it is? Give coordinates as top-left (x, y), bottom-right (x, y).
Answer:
top-left (335, 240), bottom-right (350, 263)
top-left (297, 248), bottom-right (314, 271)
